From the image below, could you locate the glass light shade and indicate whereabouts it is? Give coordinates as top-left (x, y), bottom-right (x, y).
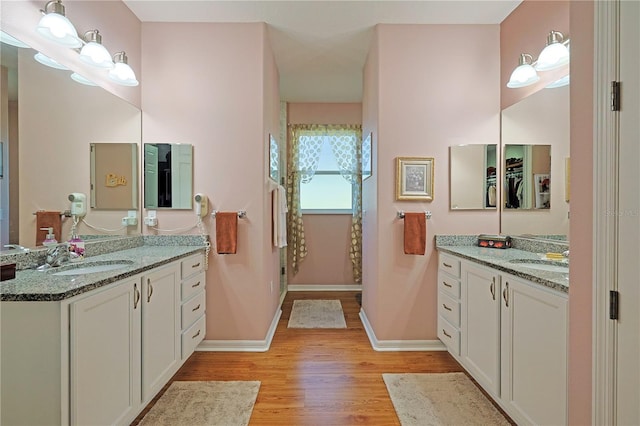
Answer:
top-left (546, 74), bottom-right (570, 89)
top-left (34, 52), bottom-right (69, 70)
top-left (36, 8), bottom-right (82, 48)
top-left (108, 52), bottom-right (139, 86)
top-left (71, 73), bottom-right (98, 86)
top-left (507, 54), bottom-right (539, 88)
top-left (79, 42), bottom-right (114, 69)
top-left (0, 31), bottom-right (29, 48)
top-left (535, 43), bottom-right (570, 71)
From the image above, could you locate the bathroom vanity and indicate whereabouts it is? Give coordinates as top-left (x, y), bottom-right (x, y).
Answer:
top-left (436, 239), bottom-right (568, 426)
top-left (1, 241), bottom-right (206, 425)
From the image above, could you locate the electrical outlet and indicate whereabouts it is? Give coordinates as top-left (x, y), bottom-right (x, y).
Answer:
top-left (122, 217), bottom-right (138, 226)
top-left (145, 217), bottom-right (158, 226)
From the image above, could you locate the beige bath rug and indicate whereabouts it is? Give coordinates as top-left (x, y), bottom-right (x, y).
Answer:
top-left (138, 381), bottom-right (260, 426)
top-left (287, 299), bottom-right (347, 328)
top-left (383, 372), bottom-right (511, 426)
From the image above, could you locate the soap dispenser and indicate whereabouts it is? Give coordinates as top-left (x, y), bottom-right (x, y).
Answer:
top-left (41, 228), bottom-right (58, 246)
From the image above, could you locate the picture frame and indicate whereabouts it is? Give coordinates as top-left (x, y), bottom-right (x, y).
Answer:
top-left (268, 133), bottom-right (279, 183)
top-left (362, 132), bottom-right (372, 181)
top-left (395, 156), bottom-right (434, 201)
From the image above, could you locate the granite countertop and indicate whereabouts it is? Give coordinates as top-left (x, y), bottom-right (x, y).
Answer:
top-left (437, 245), bottom-right (569, 294)
top-left (1, 245), bottom-right (205, 302)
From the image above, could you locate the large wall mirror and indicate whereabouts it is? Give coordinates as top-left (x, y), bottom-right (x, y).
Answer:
top-left (500, 84), bottom-right (569, 239)
top-left (0, 32), bottom-right (142, 249)
top-left (143, 143), bottom-right (193, 209)
top-left (450, 144), bottom-right (497, 210)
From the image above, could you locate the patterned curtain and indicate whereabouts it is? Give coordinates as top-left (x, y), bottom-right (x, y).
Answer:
top-left (286, 124), bottom-right (363, 283)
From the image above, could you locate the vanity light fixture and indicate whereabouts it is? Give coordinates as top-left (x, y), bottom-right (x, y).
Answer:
top-left (506, 53), bottom-right (540, 88)
top-left (34, 51), bottom-right (69, 70)
top-left (36, 0), bottom-right (82, 48)
top-left (0, 31), bottom-right (29, 48)
top-left (70, 72), bottom-right (98, 86)
top-left (546, 74), bottom-right (570, 89)
top-left (79, 30), bottom-right (114, 69)
top-left (108, 51), bottom-right (139, 86)
top-left (535, 31), bottom-right (570, 71)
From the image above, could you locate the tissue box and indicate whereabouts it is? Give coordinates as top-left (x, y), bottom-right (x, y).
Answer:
top-left (477, 234), bottom-right (511, 249)
top-left (1, 263), bottom-right (16, 281)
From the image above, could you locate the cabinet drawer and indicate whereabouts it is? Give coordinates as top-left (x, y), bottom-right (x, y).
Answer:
top-left (438, 317), bottom-right (460, 356)
top-left (181, 271), bottom-right (205, 301)
top-left (439, 254), bottom-right (461, 278)
top-left (439, 292), bottom-right (460, 327)
top-left (181, 291), bottom-right (206, 330)
top-left (182, 315), bottom-right (206, 359)
top-left (181, 254), bottom-right (204, 279)
top-left (438, 273), bottom-right (460, 298)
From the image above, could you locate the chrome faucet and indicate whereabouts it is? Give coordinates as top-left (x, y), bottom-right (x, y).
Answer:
top-left (45, 243), bottom-right (70, 267)
top-left (3, 244), bottom-right (30, 253)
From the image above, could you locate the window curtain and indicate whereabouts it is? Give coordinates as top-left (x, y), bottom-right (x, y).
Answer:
top-left (286, 124), bottom-right (363, 283)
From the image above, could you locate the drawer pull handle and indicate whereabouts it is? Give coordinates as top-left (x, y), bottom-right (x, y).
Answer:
top-left (192, 330), bottom-right (201, 339)
top-left (442, 329), bottom-right (452, 338)
top-left (443, 281), bottom-right (452, 288)
top-left (191, 281), bottom-right (201, 288)
top-left (192, 262), bottom-right (201, 268)
top-left (192, 304), bottom-right (201, 312)
top-left (442, 304), bottom-right (452, 312)
top-left (443, 262), bottom-right (452, 268)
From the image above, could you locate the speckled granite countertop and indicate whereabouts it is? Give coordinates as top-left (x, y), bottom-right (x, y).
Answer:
top-left (1, 245), bottom-right (205, 302)
top-left (437, 245), bottom-right (569, 294)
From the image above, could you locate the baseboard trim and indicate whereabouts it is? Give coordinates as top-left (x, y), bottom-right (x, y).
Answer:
top-left (197, 308), bottom-right (282, 352)
top-left (287, 284), bottom-right (362, 291)
top-left (359, 308), bottom-right (446, 352)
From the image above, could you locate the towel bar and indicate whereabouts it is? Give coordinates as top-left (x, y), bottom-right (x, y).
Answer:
top-left (32, 210), bottom-right (72, 217)
top-left (211, 210), bottom-right (247, 219)
top-left (397, 211), bottom-right (431, 220)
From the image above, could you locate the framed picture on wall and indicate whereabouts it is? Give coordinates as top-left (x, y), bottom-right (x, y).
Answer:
top-left (395, 156), bottom-right (434, 201)
top-left (362, 132), bottom-right (372, 181)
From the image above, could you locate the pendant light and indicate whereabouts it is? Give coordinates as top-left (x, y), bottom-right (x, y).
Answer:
top-left (535, 31), bottom-right (570, 71)
top-left (79, 30), bottom-right (114, 69)
top-left (108, 52), bottom-right (139, 86)
top-left (36, 0), bottom-right (82, 48)
top-left (506, 54), bottom-right (539, 88)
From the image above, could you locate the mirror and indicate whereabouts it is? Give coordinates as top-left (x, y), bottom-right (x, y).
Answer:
top-left (144, 143), bottom-right (193, 209)
top-left (500, 85), bottom-right (569, 238)
top-left (90, 143), bottom-right (138, 209)
top-left (0, 33), bottom-right (142, 249)
top-left (450, 144), bottom-right (497, 210)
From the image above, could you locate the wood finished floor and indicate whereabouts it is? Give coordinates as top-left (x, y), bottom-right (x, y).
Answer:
top-left (133, 291), bottom-right (506, 425)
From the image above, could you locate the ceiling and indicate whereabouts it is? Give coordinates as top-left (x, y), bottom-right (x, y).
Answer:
top-left (123, 1), bottom-right (522, 102)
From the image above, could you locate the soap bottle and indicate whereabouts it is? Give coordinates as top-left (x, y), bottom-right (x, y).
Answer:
top-left (41, 228), bottom-right (58, 246)
top-left (68, 233), bottom-right (85, 260)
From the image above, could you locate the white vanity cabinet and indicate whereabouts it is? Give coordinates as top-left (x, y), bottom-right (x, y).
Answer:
top-left (437, 251), bottom-right (568, 425)
top-left (179, 253), bottom-right (206, 359)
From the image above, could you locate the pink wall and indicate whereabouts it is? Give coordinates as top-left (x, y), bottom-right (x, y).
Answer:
top-left (363, 24), bottom-right (500, 341)
top-left (500, 1), bottom-right (570, 110)
top-left (287, 102), bottom-right (362, 285)
top-left (568, 1), bottom-right (594, 423)
top-left (141, 22), bottom-right (280, 341)
top-left (0, 0), bottom-right (141, 108)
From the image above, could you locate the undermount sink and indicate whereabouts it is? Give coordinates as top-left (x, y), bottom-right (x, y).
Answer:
top-left (50, 260), bottom-right (134, 276)
top-left (509, 259), bottom-right (569, 273)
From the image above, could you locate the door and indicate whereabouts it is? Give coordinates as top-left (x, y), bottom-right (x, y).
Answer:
top-left (461, 262), bottom-right (501, 395)
top-left (70, 278), bottom-right (141, 426)
top-left (616, 0), bottom-right (640, 423)
top-left (171, 144), bottom-right (193, 209)
top-left (144, 143), bottom-right (159, 209)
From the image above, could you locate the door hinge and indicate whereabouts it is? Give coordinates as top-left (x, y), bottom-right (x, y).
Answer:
top-left (611, 81), bottom-right (621, 111)
top-left (609, 290), bottom-right (619, 320)
top-left (281, 266), bottom-right (285, 275)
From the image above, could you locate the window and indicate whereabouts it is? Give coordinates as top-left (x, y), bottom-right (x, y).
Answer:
top-left (299, 136), bottom-right (354, 212)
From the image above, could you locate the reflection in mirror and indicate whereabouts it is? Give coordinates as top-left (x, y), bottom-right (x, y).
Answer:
top-left (500, 85), bottom-right (569, 239)
top-left (450, 144), bottom-right (497, 210)
top-left (269, 134), bottom-right (278, 183)
top-left (144, 143), bottom-right (193, 209)
top-left (90, 143), bottom-right (138, 209)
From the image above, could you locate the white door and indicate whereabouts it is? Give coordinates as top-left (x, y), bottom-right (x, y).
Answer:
top-left (144, 143), bottom-right (159, 209)
top-left (461, 263), bottom-right (501, 395)
top-left (616, 0), bottom-right (640, 423)
top-left (70, 279), bottom-right (141, 426)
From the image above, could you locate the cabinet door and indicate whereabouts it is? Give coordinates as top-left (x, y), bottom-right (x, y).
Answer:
top-left (461, 262), bottom-right (501, 396)
top-left (141, 264), bottom-right (180, 402)
top-left (500, 274), bottom-right (568, 426)
top-left (70, 278), bottom-right (141, 426)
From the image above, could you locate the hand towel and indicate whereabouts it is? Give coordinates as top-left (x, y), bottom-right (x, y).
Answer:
top-left (403, 212), bottom-right (426, 255)
top-left (216, 212), bottom-right (238, 254)
top-left (272, 185), bottom-right (288, 248)
top-left (35, 211), bottom-right (62, 246)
